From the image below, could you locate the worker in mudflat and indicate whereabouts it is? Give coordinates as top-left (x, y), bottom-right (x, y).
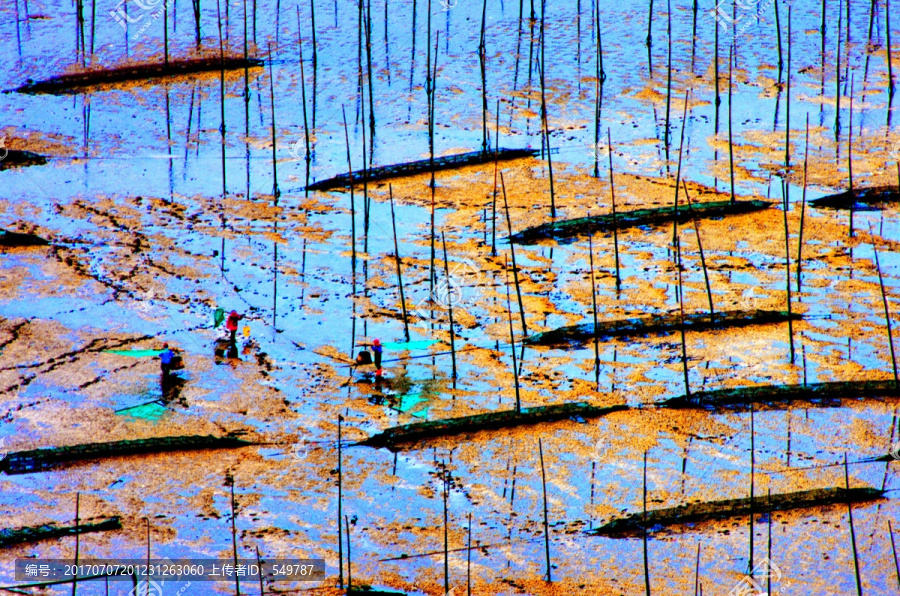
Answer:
top-left (225, 310), bottom-right (244, 345)
top-left (159, 343), bottom-right (175, 383)
top-left (372, 338), bottom-right (383, 377)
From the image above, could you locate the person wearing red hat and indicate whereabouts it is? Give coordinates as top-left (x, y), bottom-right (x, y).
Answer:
top-left (372, 339), bottom-right (383, 377)
top-left (225, 310), bottom-right (244, 345)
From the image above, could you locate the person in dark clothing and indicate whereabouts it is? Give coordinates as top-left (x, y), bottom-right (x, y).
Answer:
top-left (160, 343), bottom-right (175, 382)
top-left (225, 310), bottom-right (244, 345)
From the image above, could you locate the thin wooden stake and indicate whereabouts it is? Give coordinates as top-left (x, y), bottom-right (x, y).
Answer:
top-left (797, 115), bottom-right (809, 293)
top-left (441, 233), bottom-right (457, 379)
top-left (845, 453), bottom-right (864, 596)
top-left (467, 512), bottom-right (473, 596)
top-left (889, 520), bottom-right (900, 589)
top-left (389, 186), bottom-right (410, 341)
top-left (849, 72), bottom-right (855, 237)
top-left (297, 7), bottom-right (311, 197)
top-left (345, 515), bottom-right (352, 591)
top-left (538, 13), bottom-right (556, 218)
top-left (888, 0), bottom-right (895, 97)
top-left (682, 182), bottom-right (714, 315)
top-left (505, 258), bottom-right (522, 413)
top-left (607, 129), bottom-right (621, 288)
top-left (256, 546), bottom-right (265, 596)
top-left (72, 493), bottom-right (80, 596)
top-left (676, 236), bottom-right (690, 397)
top-left (642, 451), bottom-right (651, 596)
top-left (728, 44), bottom-right (736, 204)
top-left (230, 478), bottom-right (241, 596)
top-left (871, 227), bottom-right (899, 388)
top-left (267, 44), bottom-right (279, 202)
top-left (443, 466), bottom-right (450, 594)
top-left (693, 541), bottom-right (701, 596)
top-left (491, 100), bottom-right (500, 256)
top-left (341, 106), bottom-right (357, 267)
top-left (749, 402), bottom-right (755, 571)
top-left (538, 438), bottom-right (552, 583)
top-left (337, 415), bottom-right (344, 589)
top-left (588, 230), bottom-right (600, 380)
top-left (501, 173), bottom-right (528, 336)
top-left (664, 0), bottom-right (673, 146)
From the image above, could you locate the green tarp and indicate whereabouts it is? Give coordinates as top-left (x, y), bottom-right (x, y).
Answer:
top-left (382, 339), bottom-right (440, 351)
top-left (104, 349), bottom-right (164, 358)
top-left (213, 308), bottom-right (225, 328)
top-left (115, 402), bottom-right (167, 421)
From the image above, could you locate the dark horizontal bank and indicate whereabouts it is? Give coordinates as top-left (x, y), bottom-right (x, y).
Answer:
top-left (0, 517), bottom-right (121, 548)
top-left (659, 380), bottom-right (900, 411)
top-left (0, 149), bottom-right (47, 169)
top-left (357, 402), bottom-right (628, 450)
top-left (524, 309), bottom-right (801, 347)
top-left (588, 487), bottom-right (885, 538)
top-left (13, 56), bottom-right (265, 94)
top-left (0, 229), bottom-right (49, 247)
top-left (809, 186), bottom-right (900, 209)
top-left (1, 434), bottom-right (256, 474)
top-left (305, 148), bottom-right (539, 191)
top-left (508, 199), bottom-right (770, 244)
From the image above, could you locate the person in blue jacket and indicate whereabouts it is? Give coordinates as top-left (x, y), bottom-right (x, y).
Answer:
top-left (160, 343), bottom-right (175, 382)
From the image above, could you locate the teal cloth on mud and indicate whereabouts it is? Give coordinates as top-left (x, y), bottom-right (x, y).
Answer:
top-left (382, 339), bottom-right (439, 351)
top-left (116, 402), bottom-right (167, 421)
top-left (396, 392), bottom-right (428, 419)
top-left (104, 349), bottom-right (165, 357)
top-left (213, 307), bottom-right (226, 328)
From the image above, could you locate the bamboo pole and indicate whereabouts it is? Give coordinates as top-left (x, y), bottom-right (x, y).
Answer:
top-left (607, 129), bottom-right (621, 288)
top-left (682, 182), bottom-right (713, 315)
top-left (749, 402), bottom-right (755, 571)
top-left (849, 72), bottom-right (855, 237)
top-left (443, 468), bottom-right (450, 594)
top-left (297, 7), bottom-right (311, 196)
top-left (441, 232), bottom-right (457, 379)
top-left (538, 10), bottom-right (556, 218)
top-left (501, 173), bottom-right (528, 336)
top-left (230, 479), bottom-right (241, 596)
top-left (837, 0), bottom-right (844, 137)
top-left (267, 44), bottom-right (279, 202)
top-left (538, 438), bottom-right (552, 583)
top-left (845, 453), bottom-right (864, 596)
top-left (491, 100), bottom-right (500, 256)
top-left (643, 451), bottom-right (651, 596)
top-left (72, 493), bottom-right (80, 596)
top-left (337, 415), bottom-right (344, 589)
top-left (676, 236), bottom-right (690, 397)
top-left (345, 515), bottom-right (352, 591)
top-left (505, 258), bottom-right (522, 413)
top-left (890, 520), bottom-right (900, 589)
top-left (467, 512), bottom-right (472, 596)
top-left (389, 186), bottom-right (410, 341)
top-left (341, 107), bottom-right (357, 267)
top-left (693, 541), bottom-right (701, 596)
top-left (888, 0), bottom-right (895, 97)
top-left (250, 546), bottom-right (263, 596)
top-left (672, 90), bottom-right (690, 250)
top-left (728, 45), bottom-right (736, 204)
top-left (797, 115), bottom-right (809, 293)
top-left (588, 229), bottom-right (600, 380)
top-left (871, 227), bottom-right (899, 388)
top-left (479, 0), bottom-right (488, 151)
top-left (774, 0), bottom-right (784, 75)
top-left (664, 0), bottom-right (672, 146)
